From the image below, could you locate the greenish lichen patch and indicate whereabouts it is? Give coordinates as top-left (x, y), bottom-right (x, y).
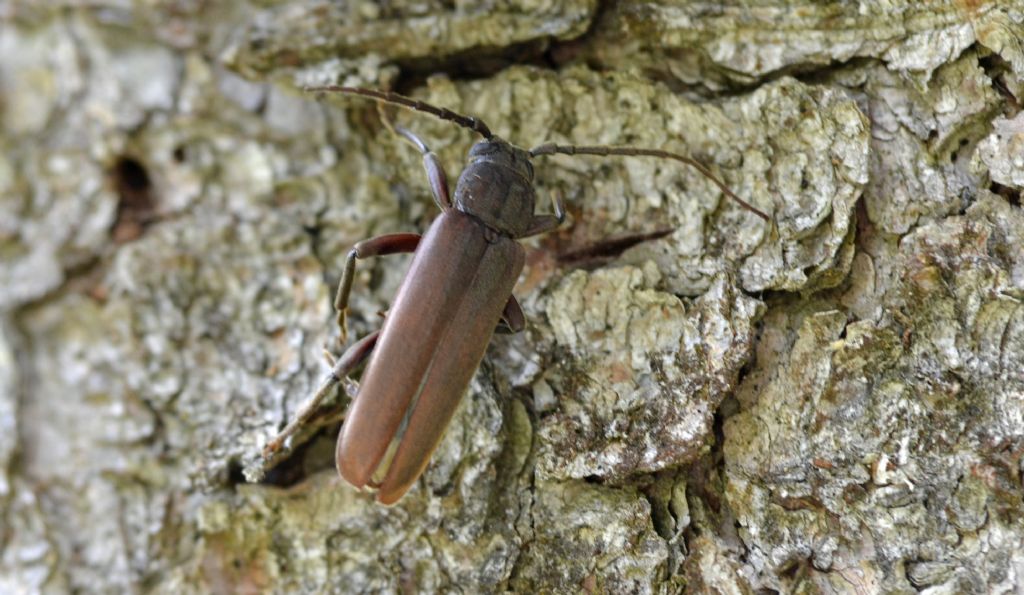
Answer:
top-left (723, 193), bottom-right (1024, 591)
top-left (538, 264), bottom-right (762, 481)
top-left (975, 112), bottom-right (1024, 190)
top-left (730, 78), bottom-right (868, 293)
top-left (190, 465), bottom-right (526, 593)
top-left (224, 0), bottom-right (597, 85)
top-left (679, 535), bottom-right (754, 594)
top-left (861, 51), bottom-right (1004, 235)
top-left (510, 479), bottom-right (667, 594)
top-left (587, 1), bottom-right (1021, 84)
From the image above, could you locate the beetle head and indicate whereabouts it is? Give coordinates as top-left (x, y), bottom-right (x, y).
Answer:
top-left (465, 139), bottom-right (535, 180)
top-left (453, 138), bottom-right (538, 238)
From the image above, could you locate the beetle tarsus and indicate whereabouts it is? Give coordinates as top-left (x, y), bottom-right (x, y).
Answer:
top-left (552, 189), bottom-right (566, 224)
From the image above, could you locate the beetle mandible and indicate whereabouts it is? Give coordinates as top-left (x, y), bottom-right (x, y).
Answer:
top-left (265, 86), bottom-right (770, 504)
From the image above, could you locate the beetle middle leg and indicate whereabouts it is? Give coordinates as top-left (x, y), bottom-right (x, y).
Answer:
top-left (334, 233), bottom-right (421, 343)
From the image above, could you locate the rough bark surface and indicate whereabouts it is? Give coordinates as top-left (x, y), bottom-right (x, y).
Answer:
top-left (1, 1), bottom-right (1023, 593)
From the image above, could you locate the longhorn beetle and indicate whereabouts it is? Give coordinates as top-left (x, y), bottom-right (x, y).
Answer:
top-left (263, 86), bottom-right (770, 504)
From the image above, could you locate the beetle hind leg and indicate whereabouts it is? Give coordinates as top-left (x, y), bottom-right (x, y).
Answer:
top-left (263, 330), bottom-right (381, 457)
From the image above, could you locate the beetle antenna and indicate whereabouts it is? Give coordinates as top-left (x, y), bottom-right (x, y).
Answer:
top-left (304, 85), bottom-right (494, 140)
top-left (528, 143), bottom-right (769, 221)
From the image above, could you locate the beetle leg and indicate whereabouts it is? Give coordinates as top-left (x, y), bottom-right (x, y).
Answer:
top-left (520, 189), bottom-right (566, 238)
top-left (495, 294), bottom-right (525, 334)
top-left (334, 233), bottom-right (421, 343)
top-left (390, 124), bottom-right (452, 210)
top-left (264, 330), bottom-right (381, 457)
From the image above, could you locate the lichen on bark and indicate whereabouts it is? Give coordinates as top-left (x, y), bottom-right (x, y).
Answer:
top-left (725, 193), bottom-right (1024, 592)
top-left (2, 0), bottom-right (1023, 593)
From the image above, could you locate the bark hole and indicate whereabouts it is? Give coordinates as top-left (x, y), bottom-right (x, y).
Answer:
top-left (110, 155), bottom-right (158, 243)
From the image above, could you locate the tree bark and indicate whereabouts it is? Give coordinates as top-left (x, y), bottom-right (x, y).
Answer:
top-left (1, 1), bottom-right (1022, 592)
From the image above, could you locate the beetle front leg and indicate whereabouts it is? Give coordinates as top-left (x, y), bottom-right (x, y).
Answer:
top-left (334, 233), bottom-right (421, 343)
top-left (520, 189), bottom-right (566, 238)
top-left (264, 330), bottom-right (381, 457)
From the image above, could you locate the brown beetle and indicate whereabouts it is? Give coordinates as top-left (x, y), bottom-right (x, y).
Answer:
top-left (266, 87), bottom-right (769, 504)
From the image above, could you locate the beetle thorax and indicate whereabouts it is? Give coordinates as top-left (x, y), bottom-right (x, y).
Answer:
top-left (452, 138), bottom-right (537, 238)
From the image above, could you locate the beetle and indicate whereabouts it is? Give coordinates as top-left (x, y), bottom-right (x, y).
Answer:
top-left (264, 87), bottom-right (769, 504)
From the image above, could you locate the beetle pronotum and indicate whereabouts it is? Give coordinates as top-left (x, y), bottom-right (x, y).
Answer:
top-left (265, 86), bottom-right (769, 504)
